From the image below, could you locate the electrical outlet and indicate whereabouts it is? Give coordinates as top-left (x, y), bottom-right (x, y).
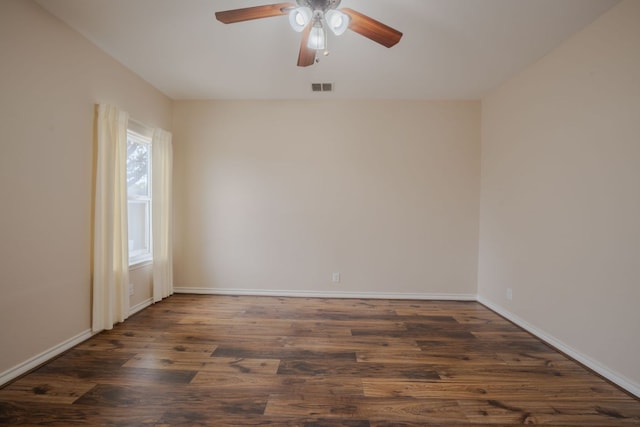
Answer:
top-left (332, 272), bottom-right (340, 283)
top-left (506, 288), bottom-right (513, 300)
top-left (129, 283), bottom-right (135, 296)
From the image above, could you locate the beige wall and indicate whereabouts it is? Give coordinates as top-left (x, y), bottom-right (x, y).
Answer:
top-left (172, 100), bottom-right (480, 297)
top-left (129, 263), bottom-right (153, 311)
top-left (479, 0), bottom-right (640, 392)
top-left (0, 0), bottom-right (171, 377)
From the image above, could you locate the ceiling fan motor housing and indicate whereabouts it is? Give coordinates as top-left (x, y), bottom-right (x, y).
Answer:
top-left (297, 0), bottom-right (341, 11)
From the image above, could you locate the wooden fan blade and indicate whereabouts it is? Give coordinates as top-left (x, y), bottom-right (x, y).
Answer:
top-left (215, 3), bottom-right (294, 24)
top-left (341, 8), bottom-right (403, 48)
top-left (297, 24), bottom-right (316, 67)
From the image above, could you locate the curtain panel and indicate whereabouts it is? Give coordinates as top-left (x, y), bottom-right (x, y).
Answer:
top-left (92, 104), bottom-right (130, 332)
top-left (152, 128), bottom-right (174, 302)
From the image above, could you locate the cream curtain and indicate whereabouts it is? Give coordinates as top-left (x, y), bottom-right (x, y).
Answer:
top-left (152, 128), bottom-right (173, 302)
top-left (92, 104), bottom-right (130, 332)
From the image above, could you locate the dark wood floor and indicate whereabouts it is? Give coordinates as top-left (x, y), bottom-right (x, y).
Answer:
top-left (1, 295), bottom-right (638, 426)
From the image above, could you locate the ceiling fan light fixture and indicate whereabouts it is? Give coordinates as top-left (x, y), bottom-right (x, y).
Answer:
top-left (307, 25), bottom-right (326, 50)
top-left (325, 10), bottom-right (350, 36)
top-left (289, 7), bottom-right (312, 32)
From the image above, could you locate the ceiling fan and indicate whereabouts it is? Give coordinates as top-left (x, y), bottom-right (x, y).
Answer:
top-left (215, 0), bottom-right (403, 67)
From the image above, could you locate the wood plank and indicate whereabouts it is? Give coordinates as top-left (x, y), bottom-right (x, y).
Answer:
top-left (264, 395), bottom-right (468, 423)
top-left (362, 378), bottom-right (633, 400)
top-left (0, 375), bottom-right (96, 404)
top-left (75, 338), bottom-right (216, 354)
top-left (458, 398), bottom-right (640, 425)
top-left (212, 347), bottom-right (357, 361)
top-left (123, 353), bottom-right (280, 374)
top-left (277, 360), bottom-right (441, 380)
top-left (13, 367), bottom-right (198, 386)
top-left (191, 373), bottom-right (364, 396)
top-left (356, 350), bottom-right (507, 365)
top-left (0, 401), bottom-right (162, 426)
top-left (73, 384), bottom-right (269, 414)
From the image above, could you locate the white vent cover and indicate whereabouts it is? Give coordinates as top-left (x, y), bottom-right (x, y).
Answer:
top-left (311, 83), bottom-right (333, 92)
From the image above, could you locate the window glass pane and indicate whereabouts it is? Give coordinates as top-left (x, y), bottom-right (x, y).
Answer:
top-left (128, 201), bottom-right (149, 254)
top-left (127, 140), bottom-right (149, 197)
top-left (127, 130), bottom-right (152, 264)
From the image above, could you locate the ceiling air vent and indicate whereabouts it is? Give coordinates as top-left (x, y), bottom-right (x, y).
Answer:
top-left (311, 83), bottom-right (333, 93)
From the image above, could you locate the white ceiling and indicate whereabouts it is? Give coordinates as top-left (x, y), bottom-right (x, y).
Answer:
top-left (35, 0), bottom-right (619, 100)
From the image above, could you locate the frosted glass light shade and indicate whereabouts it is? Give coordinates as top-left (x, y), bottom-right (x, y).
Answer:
top-left (325, 10), bottom-right (350, 36)
top-left (307, 26), bottom-right (326, 50)
top-left (289, 7), bottom-right (312, 32)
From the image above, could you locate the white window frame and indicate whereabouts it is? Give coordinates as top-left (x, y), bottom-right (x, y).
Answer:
top-left (127, 129), bottom-right (152, 266)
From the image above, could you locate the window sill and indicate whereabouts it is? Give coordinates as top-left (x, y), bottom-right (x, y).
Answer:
top-left (129, 259), bottom-right (153, 271)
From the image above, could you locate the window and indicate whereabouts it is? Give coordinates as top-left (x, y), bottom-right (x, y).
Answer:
top-left (127, 130), bottom-right (152, 265)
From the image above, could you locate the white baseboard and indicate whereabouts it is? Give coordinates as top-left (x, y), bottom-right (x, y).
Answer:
top-left (129, 297), bottom-right (154, 316)
top-left (478, 296), bottom-right (640, 398)
top-left (0, 297), bottom-right (152, 387)
top-left (0, 329), bottom-right (92, 387)
top-left (173, 286), bottom-right (477, 301)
